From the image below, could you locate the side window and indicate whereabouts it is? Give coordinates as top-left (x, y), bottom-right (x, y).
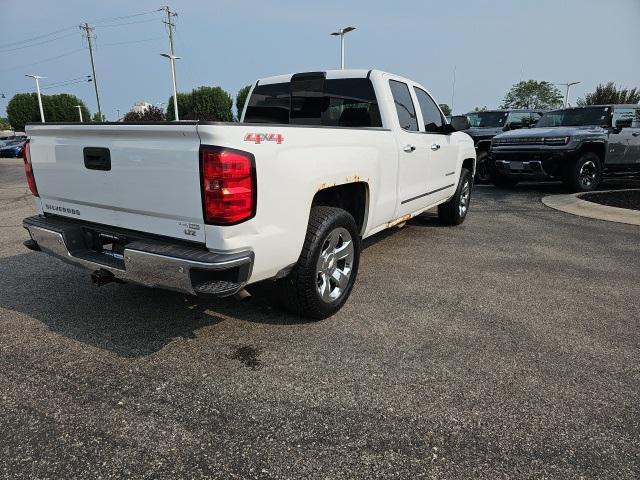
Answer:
top-left (389, 80), bottom-right (418, 132)
top-left (413, 87), bottom-right (444, 133)
top-left (507, 112), bottom-right (533, 128)
top-left (321, 79), bottom-right (382, 128)
top-left (634, 109), bottom-right (640, 128)
top-left (612, 108), bottom-right (635, 129)
top-left (244, 82), bottom-right (290, 124)
top-left (531, 112), bottom-right (543, 125)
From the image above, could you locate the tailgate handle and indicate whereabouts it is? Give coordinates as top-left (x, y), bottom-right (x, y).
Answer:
top-left (83, 147), bottom-right (111, 171)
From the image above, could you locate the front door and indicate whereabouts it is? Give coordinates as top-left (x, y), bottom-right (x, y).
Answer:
top-left (608, 107), bottom-right (637, 166)
top-left (413, 87), bottom-right (458, 203)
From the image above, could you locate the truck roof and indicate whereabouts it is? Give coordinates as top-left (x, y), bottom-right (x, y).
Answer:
top-left (257, 69), bottom-right (386, 85)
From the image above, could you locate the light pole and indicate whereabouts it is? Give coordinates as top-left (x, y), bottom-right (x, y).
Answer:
top-left (557, 81), bottom-right (581, 108)
top-left (161, 53), bottom-right (181, 120)
top-left (116, 109), bottom-right (120, 121)
top-left (75, 105), bottom-right (83, 122)
top-left (25, 74), bottom-right (46, 122)
top-left (330, 26), bottom-right (356, 70)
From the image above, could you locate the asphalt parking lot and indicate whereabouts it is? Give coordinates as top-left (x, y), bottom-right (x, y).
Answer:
top-left (1, 157), bottom-right (639, 479)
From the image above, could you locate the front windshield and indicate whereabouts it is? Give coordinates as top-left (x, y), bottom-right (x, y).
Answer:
top-left (467, 111), bottom-right (509, 128)
top-left (536, 107), bottom-right (611, 127)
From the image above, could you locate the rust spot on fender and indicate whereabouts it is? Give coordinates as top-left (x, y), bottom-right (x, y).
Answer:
top-left (387, 214), bottom-right (411, 228)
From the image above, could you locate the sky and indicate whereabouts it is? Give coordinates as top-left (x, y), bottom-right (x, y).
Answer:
top-left (1, 0), bottom-right (639, 120)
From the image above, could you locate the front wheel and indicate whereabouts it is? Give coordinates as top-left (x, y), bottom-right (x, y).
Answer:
top-left (438, 168), bottom-right (472, 226)
top-left (475, 151), bottom-right (491, 184)
top-left (276, 206), bottom-right (361, 319)
top-left (563, 152), bottom-right (602, 192)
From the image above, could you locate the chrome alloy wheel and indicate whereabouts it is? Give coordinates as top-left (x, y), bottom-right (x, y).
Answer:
top-left (459, 180), bottom-right (471, 217)
top-left (579, 160), bottom-right (597, 188)
top-left (315, 227), bottom-right (354, 303)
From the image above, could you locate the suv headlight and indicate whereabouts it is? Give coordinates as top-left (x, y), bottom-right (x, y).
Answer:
top-left (543, 136), bottom-right (570, 145)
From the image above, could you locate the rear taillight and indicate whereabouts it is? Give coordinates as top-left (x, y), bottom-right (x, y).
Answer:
top-left (200, 147), bottom-right (255, 225)
top-left (22, 142), bottom-right (38, 197)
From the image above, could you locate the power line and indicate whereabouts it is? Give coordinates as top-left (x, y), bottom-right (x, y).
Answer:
top-left (0, 32), bottom-right (79, 53)
top-left (90, 9), bottom-right (161, 26)
top-left (0, 48), bottom-right (85, 74)
top-left (0, 26), bottom-right (76, 50)
top-left (98, 36), bottom-right (165, 48)
top-left (96, 18), bottom-right (161, 29)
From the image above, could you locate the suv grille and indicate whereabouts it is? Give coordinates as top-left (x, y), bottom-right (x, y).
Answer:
top-left (493, 137), bottom-right (544, 146)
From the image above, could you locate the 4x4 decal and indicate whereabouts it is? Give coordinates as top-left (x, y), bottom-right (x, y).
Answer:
top-left (244, 133), bottom-right (284, 144)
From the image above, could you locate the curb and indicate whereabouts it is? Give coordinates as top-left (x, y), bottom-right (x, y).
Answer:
top-left (541, 189), bottom-right (640, 226)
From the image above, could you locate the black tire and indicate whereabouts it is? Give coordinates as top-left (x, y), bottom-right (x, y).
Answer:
top-left (563, 152), bottom-right (602, 192)
top-left (474, 151), bottom-right (491, 184)
top-left (438, 168), bottom-right (472, 226)
top-left (276, 206), bottom-right (361, 320)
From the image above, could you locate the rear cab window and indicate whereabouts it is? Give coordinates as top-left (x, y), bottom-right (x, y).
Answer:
top-left (244, 75), bottom-right (382, 128)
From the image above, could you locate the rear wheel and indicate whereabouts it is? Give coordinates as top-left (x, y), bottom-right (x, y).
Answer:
top-left (563, 152), bottom-right (601, 192)
top-left (474, 151), bottom-right (491, 184)
top-left (276, 206), bottom-right (360, 319)
top-left (438, 168), bottom-right (472, 226)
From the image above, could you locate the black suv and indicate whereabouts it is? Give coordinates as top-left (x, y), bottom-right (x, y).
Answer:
top-left (489, 105), bottom-right (640, 191)
top-left (459, 110), bottom-right (544, 182)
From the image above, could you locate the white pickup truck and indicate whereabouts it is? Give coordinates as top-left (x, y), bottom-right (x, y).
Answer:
top-left (22, 69), bottom-right (475, 318)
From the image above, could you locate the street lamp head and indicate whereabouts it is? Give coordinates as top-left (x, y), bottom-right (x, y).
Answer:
top-left (25, 74), bottom-right (47, 79)
top-left (331, 26), bottom-right (356, 36)
top-left (160, 53), bottom-right (181, 60)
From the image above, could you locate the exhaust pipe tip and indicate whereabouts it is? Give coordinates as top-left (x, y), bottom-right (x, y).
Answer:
top-left (233, 289), bottom-right (252, 302)
top-left (91, 268), bottom-right (116, 287)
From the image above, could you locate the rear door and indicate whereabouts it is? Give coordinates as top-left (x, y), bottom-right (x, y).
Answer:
top-left (388, 78), bottom-right (431, 217)
top-left (27, 123), bottom-right (205, 242)
top-left (413, 86), bottom-right (458, 203)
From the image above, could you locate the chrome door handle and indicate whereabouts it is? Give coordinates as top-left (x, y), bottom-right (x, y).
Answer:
top-left (403, 144), bottom-right (416, 153)
top-left (431, 143), bottom-right (441, 151)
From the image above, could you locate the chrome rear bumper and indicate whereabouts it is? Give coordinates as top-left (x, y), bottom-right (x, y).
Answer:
top-left (23, 215), bottom-right (253, 297)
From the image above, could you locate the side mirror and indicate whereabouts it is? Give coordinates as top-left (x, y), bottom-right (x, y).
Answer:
top-left (450, 115), bottom-right (470, 131)
top-left (504, 122), bottom-right (524, 131)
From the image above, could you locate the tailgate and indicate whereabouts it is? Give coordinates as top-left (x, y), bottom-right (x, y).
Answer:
top-left (26, 123), bottom-right (206, 243)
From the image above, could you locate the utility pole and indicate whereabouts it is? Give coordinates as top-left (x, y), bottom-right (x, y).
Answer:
top-left (450, 65), bottom-right (457, 116)
top-left (160, 6), bottom-right (179, 120)
top-left (80, 23), bottom-right (102, 120)
top-left (25, 75), bottom-right (46, 122)
top-left (75, 105), bottom-right (83, 122)
top-left (556, 81), bottom-right (581, 108)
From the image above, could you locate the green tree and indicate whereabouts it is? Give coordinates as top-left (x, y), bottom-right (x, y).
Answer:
top-left (500, 80), bottom-right (563, 110)
top-left (0, 118), bottom-right (11, 130)
top-left (472, 106), bottom-right (488, 112)
top-left (577, 82), bottom-right (640, 106)
top-left (92, 112), bottom-right (106, 122)
top-left (187, 86), bottom-right (233, 121)
top-left (165, 92), bottom-right (193, 121)
top-left (438, 103), bottom-right (451, 116)
top-left (6, 92), bottom-right (90, 130)
top-left (235, 85), bottom-right (251, 119)
top-left (123, 105), bottom-right (165, 122)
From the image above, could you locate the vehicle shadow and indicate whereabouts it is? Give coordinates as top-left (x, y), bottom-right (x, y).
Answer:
top-left (0, 252), bottom-right (309, 358)
top-left (0, 213), bottom-right (453, 358)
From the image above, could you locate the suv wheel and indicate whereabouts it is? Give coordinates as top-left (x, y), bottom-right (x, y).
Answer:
top-left (438, 168), bottom-right (472, 226)
top-left (276, 206), bottom-right (360, 319)
top-left (564, 152), bottom-right (601, 192)
top-left (475, 151), bottom-right (491, 184)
